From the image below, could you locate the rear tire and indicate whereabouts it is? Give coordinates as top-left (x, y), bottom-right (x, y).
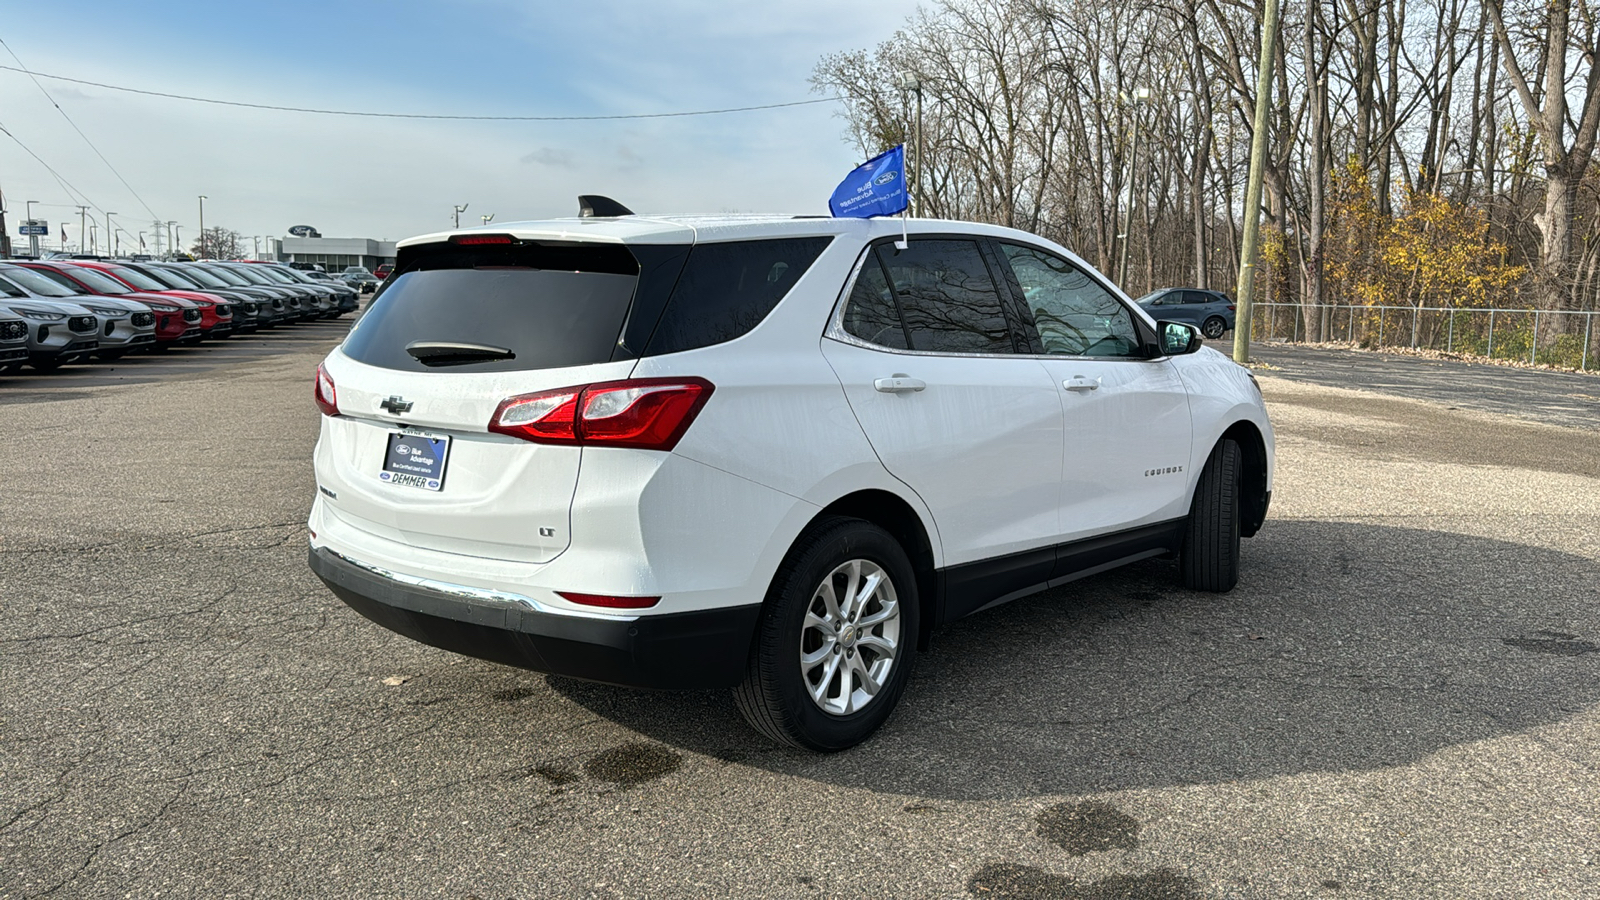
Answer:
top-left (733, 517), bottom-right (918, 751)
top-left (1202, 316), bottom-right (1227, 339)
top-left (1181, 439), bottom-right (1241, 592)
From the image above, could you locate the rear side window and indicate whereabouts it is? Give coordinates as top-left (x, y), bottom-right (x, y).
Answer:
top-left (341, 242), bottom-right (645, 373)
top-left (643, 237), bottom-right (830, 355)
top-left (875, 239), bottom-right (1013, 354)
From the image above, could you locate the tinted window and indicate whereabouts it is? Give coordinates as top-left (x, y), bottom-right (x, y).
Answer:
top-left (1000, 244), bottom-right (1141, 357)
top-left (342, 242), bottom-right (644, 373)
top-left (841, 256), bottom-right (908, 349)
top-left (644, 238), bottom-right (830, 355)
top-left (877, 239), bottom-right (1012, 354)
top-left (1182, 291), bottom-right (1208, 305)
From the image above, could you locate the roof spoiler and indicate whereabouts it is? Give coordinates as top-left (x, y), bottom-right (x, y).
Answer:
top-left (578, 195), bottom-right (634, 218)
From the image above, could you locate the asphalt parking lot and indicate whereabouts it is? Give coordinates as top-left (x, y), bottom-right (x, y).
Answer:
top-left (3, 336), bottom-right (1598, 899)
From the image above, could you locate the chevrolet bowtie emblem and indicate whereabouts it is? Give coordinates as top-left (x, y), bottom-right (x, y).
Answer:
top-left (380, 396), bottom-right (414, 414)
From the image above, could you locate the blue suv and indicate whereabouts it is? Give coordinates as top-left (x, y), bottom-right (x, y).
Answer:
top-left (1136, 288), bottom-right (1235, 339)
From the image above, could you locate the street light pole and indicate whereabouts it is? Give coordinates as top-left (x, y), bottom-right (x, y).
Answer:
top-left (480, 214), bottom-right (495, 227)
top-left (453, 204), bottom-right (469, 229)
top-left (1118, 87), bottom-right (1150, 290)
top-left (25, 199), bottom-right (38, 257)
top-left (898, 74), bottom-right (924, 217)
top-left (197, 196), bottom-right (207, 258)
top-left (77, 206), bottom-right (89, 255)
top-left (105, 212), bottom-right (117, 258)
top-left (165, 221), bottom-right (176, 258)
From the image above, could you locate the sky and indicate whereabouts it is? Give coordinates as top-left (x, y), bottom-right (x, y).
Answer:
top-left (0, 0), bottom-right (921, 252)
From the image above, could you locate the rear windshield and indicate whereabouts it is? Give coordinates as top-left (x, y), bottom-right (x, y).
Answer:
top-left (343, 236), bottom-right (831, 373)
top-left (341, 242), bottom-right (643, 373)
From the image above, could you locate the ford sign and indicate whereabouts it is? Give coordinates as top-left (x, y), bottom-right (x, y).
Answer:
top-left (287, 225), bottom-right (321, 238)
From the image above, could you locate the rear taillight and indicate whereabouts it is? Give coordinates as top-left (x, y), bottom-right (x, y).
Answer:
top-left (1227, 305), bottom-right (1237, 311)
top-left (489, 378), bottom-right (713, 451)
top-left (314, 364), bottom-right (339, 416)
top-left (556, 591), bottom-right (661, 610)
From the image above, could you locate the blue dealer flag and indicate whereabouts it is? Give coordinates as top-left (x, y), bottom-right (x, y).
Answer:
top-left (829, 145), bottom-right (908, 218)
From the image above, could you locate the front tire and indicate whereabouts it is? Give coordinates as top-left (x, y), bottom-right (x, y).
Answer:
top-left (1181, 439), bottom-right (1242, 591)
top-left (1202, 316), bottom-right (1227, 339)
top-left (734, 517), bottom-right (919, 751)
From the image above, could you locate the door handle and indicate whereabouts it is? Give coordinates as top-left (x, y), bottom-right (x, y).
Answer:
top-left (874, 374), bottom-right (926, 393)
top-left (1063, 376), bottom-right (1101, 393)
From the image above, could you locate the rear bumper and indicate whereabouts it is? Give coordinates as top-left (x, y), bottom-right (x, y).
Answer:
top-left (308, 546), bottom-right (760, 690)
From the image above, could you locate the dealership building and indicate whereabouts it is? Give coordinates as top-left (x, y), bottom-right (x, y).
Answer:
top-left (277, 236), bottom-right (397, 272)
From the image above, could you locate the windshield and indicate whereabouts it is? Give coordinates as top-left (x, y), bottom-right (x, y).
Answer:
top-left (0, 275), bottom-right (28, 299)
top-left (63, 266), bottom-right (131, 294)
top-left (106, 266), bottom-right (167, 292)
top-left (196, 265), bottom-right (250, 287)
top-left (278, 267), bottom-right (316, 284)
top-left (1, 266), bottom-right (79, 297)
top-left (254, 266), bottom-right (296, 284)
top-left (225, 265), bottom-right (275, 286)
top-left (174, 266), bottom-right (231, 289)
top-left (145, 266), bottom-right (204, 290)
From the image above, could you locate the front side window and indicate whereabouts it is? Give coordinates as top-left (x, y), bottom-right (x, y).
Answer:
top-left (1000, 244), bottom-right (1141, 357)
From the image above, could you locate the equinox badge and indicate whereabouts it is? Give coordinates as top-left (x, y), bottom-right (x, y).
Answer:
top-left (380, 396), bottom-right (414, 414)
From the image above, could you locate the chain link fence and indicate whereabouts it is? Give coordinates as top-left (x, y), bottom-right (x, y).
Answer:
top-left (1250, 302), bottom-right (1600, 371)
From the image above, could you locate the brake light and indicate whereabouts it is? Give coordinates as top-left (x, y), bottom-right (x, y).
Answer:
top-left (556, 591), bottom-right (661, 610)
top-left (451, 234), bottom-right (515, 245)
top-left (314, 363), bottom-right (339, 416)
top-left (1228, 305), bottom-right (1237, 311)
top-left (489, 378), bottom-right (713, 450)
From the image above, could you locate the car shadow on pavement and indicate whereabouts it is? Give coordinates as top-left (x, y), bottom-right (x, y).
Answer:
top-left (549, 519), bottom-right (1600, 800)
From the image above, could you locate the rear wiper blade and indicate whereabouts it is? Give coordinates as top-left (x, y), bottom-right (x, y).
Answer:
top-left (405, 341), bottom-right (516, 366)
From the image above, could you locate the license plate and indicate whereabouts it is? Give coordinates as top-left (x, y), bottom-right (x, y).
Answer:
top-left (379, 429), bottom-right (451, 491)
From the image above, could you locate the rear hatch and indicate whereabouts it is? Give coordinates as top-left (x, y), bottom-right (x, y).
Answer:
top-left (317, 235), bottom-right (689, 564)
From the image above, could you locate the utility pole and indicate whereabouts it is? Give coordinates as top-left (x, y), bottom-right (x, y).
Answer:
top-left (165, 221), bottom-right (176, 258)
top-left (76, 207), bottom-right (88, 255)
top-left (453, 204), bottom-right (469, 229)
top-left (1232, 0), bottom-right (1282, 364)
top-left (105, 212), bottom-right (117, 258)
top-left (197, 196), bottom-right (207, 258)
top-left (1118, 87), bottom-right (1151, 290)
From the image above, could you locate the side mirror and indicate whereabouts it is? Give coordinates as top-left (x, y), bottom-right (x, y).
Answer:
top-left (1157, 320), bottom-right (1203, 355)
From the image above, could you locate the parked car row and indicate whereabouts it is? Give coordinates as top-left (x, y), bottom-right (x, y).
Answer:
top-left (0, 259), bottom-right (360, 372)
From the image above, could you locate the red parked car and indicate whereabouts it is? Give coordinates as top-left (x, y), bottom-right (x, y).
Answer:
top-left (70, 261), bottom-right (232, 341)
top-left (17, 261), bottom-right (202, 348)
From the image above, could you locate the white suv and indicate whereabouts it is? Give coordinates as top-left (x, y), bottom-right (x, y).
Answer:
top-left (308, 208), bottom-right (1273, 751)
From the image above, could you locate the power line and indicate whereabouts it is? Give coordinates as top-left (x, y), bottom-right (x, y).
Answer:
top-left (0, 119), bottom-right (143, 250)
top-left (0, 63), bottom-right (839, 121)
top-left (0, 39), bottom-right (162, 223)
